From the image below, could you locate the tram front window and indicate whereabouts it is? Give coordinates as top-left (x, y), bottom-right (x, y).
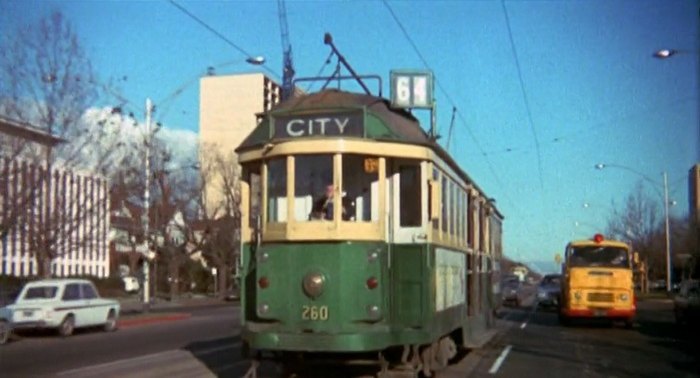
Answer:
top-left (295, 154), bottom-right (334, 221)
top-left (342, 155), bottom-right (379, 222)
top-left (267, 158), bottom-right (287, 222)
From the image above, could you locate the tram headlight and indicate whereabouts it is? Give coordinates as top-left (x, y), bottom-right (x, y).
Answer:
top-left (368, 251), bottom-right (379, 262)
top-left (258, 303), bottom-right (269, 315)
top-left (574, 291), bottom-right (582, 301)
top-left (619, 293), bottom-right (629, 301)
top-left (367, 305), bottom-right (381, 319)
top-left (302, 272), bottom-right (326, 299)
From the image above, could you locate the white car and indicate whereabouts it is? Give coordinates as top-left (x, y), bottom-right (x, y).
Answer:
top-left (0, 278), bottom-right (120, 344)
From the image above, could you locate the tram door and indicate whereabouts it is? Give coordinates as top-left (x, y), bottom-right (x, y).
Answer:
top-left (390, 160), bottom-right (427, 244)
top-left (389, 159), bottom-right (427, 325)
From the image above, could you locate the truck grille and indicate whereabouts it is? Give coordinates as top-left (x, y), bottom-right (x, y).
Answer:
top-left (587, 292), bottom-right (614, 302)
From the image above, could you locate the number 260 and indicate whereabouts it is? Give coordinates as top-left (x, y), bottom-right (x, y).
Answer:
top-left (302, 305), bottom-right (329, 320)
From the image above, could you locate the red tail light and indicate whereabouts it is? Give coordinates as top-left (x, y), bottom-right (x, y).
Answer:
top-left (366, 277), bottom-right (378, 290)
top-left (258, 277), bottom-right (270, 289)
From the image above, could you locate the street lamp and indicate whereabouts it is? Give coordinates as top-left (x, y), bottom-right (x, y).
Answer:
top-left (652, 49), bottom-right (677, 59)
top-left (652, 48), bottom-right (699, 59)
top-left (595, 163), bottom-right (673, 293)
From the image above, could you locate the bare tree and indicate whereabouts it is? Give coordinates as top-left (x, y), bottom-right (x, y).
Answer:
top-left (190, 144), bottom-right (242, 299)
top-left (0, 11), bottom-right (121, 277)
top-left (606, 181), bottom-right (665, 278)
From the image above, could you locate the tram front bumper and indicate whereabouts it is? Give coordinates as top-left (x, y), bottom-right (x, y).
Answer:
top-left (242, 324), bottom-right (395, 352)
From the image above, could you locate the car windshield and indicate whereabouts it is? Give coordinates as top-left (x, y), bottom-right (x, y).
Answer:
top-left (540, 275), bottom-right (561, 286)
top-left (568, 246), bottom-right (630, 268)
top-left (23, 286), bottom-right (58, 300)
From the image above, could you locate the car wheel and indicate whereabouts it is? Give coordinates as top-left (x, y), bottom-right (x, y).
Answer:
top-left (59, 315), bottom-right (75, 337)
top-left (0, 320), bottom-right (11, 345)
top-left (104, 310), bottom-right (117, 332)
top-left (558, 313), bottom-right (570, 326)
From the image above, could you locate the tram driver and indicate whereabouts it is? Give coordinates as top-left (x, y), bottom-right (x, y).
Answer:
top-left (311, 184), bottom-right (353, 221)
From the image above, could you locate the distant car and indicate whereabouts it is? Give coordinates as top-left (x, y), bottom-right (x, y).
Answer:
top-left (537, 274), bottom-right (562, 309)
top-left (502, 279), bottom-right (523, 307)
top-left (122, 276), bottom-right (140, 294)
top-left (673, 279), bottom-right (699, 327)
top-left (0, 278), bottom-right (120, 345)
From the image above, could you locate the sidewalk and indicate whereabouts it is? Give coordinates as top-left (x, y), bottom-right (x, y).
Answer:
top-left (117, 295), bottom-right (233, 328)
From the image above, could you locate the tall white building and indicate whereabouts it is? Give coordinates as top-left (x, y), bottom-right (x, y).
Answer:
top-left (0, 116), bottom-right (110, 278)
top-left (199, 73), bottom-right (282, 215)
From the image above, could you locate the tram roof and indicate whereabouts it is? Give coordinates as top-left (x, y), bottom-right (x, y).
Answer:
top-left (236, 89), bottom-right (503, 219)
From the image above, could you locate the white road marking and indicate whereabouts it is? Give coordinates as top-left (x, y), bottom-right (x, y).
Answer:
top-left (488, 344), bottom-right (513, 374)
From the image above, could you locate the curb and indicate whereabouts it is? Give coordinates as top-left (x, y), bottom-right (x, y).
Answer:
top-left (117, 313), bottom-right (191, 328)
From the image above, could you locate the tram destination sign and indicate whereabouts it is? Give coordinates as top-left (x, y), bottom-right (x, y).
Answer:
top-left (273, 112), bottom-right (364, 139)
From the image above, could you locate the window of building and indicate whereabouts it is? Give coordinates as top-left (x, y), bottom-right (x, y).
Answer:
top-left (266, 158), bottom-right (287, 223)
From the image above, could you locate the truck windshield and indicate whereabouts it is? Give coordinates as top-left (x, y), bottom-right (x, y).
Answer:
top-left (568, 246), bottom-right (630, 268)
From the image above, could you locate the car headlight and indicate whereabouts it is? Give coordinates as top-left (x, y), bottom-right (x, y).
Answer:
top-left (537, 290), bottom-right (547, 298)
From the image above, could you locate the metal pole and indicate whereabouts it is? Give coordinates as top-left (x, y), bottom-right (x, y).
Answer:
top-left (143, 98), bottom-right (152, 312)
top-left (663, 171), bottom-right (671, 294)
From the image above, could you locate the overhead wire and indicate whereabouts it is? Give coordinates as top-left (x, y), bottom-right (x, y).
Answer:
top-left (167, 0), bottom-right (281, 81)
top-left (501, 0), bottom-right (545, 192)
top-left (381, 0), bottom-right (522, 215)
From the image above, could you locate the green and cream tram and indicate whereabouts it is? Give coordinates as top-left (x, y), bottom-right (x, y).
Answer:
top-left (237, 88), bottom-right (503, 376)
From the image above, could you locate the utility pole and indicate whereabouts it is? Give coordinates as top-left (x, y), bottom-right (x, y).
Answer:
top-left (663, 171), bottom-right (671, 294)
top-left (143, 98), bottom-right (153, 312)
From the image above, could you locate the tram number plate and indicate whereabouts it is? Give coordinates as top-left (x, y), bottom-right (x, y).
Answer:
top-left (593, 309), bottom-right (606, 317)
top-left (302, 305), bottom-right (329, 321)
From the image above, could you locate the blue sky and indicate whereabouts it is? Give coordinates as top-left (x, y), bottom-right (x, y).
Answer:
top-left (2, 0), bottom-right (698, 272)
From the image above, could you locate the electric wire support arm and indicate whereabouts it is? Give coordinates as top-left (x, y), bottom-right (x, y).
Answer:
top-left (322, 33), bottom-right (373, 96)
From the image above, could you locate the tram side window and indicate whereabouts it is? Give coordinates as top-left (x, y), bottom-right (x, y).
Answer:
top-left (342, 155), bottom-right (379, 222)
top-left (267, 158), bottom-right (287, 223)
top-left (449, 181), bottom-right (457, 236)
top-left (467, 194), bottom-right (474, 248)
top-left (441, 176), bottom-right (448, 233)
top-left (430, 168), bottom-right (439, 230)
top-left (247, 165), bottom-right (261, 227)
top-left (295, 154), bottom-right (333, 221)
top-left (399, 164), bottom-right (421, 226)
